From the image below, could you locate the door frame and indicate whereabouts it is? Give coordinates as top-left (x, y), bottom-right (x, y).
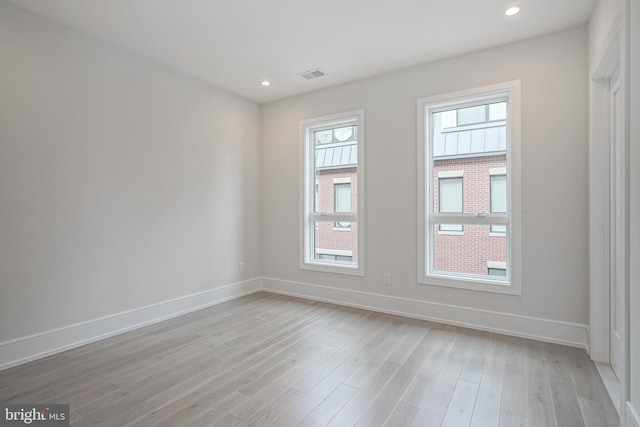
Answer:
top-left (589, 11), bottom-right (631, 421)
top-left (608, 63), bottom-right (623, 379)
top-left (590, 15), bottom-right (620, 365)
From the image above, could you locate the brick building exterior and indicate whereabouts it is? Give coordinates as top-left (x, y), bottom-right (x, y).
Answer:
top-left (312, 124), bottom-right (359, 264)
top-left (429, 101), bottom-right (509, 279)
top-left (432, 154), bottom-right (507, 276)
top-left (315, 167), bottom-right (358, 262)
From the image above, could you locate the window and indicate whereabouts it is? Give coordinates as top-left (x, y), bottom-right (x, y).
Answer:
top-left (441, 102), bottom-right (508, 128)
top-left (417, 81), bottom-right (521, 294)
top-left (490, 173), bottom-right (507, 234)
top-left (438, 177), bottom-right (463, 232)
top-left (334, 182), bottom-right (351, 229)
top-left (488, 261), bottom-right (507, 277)
top-left (317, 253), bottom-right (353, 262)
top-left (488, 268), bottom-right (507, 277)
top-left (300, 110), bottom-right (364, 275)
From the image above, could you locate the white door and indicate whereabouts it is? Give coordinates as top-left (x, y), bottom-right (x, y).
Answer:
top-left (609, 65), bottom-right (624, 380)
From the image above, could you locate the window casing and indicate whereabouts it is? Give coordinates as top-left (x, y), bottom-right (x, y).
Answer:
top-left (417, 81), bottom-right (521, 294)
top-left (300, 110), bottom-right (365, 275)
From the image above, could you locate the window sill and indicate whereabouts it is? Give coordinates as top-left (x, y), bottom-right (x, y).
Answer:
top-left (300, 261), bottom-right (364, 276)
top-left (489, 232), bottom-right (507, 237)
top-left (418, 273), bottom-right (521, 295)
top-left (333, 228), bottom-right (352, 232)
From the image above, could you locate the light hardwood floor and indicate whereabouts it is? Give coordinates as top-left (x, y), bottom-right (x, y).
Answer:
top-left (0, 292), bottom-right (618, 426)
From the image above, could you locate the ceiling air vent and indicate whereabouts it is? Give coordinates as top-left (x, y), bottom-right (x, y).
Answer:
top-left (299, 69), bottom-right (326, 80)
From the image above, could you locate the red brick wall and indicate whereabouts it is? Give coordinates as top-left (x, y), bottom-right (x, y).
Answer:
top-left (315, 167), bottom-right (358, 261)
top-left (432, 155), bottom-right (507, 276)
top-left (311, 155), bottom-right (506, 273)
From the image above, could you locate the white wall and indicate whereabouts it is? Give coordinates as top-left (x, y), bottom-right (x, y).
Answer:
top-left (262, 27), bottom-right (589, 331)
top-left (0, 2), bottom-right (262, 343)
top-left (629, 0), bottom-right (640, 422)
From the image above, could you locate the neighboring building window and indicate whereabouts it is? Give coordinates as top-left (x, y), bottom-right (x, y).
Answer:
top-left (417, 81), bottom-right (521, 295)
top-left (488, 268), bottom-right (507, 277)
top-left (438, 177), bottom-right (463, 232)
top-left (316, 249), bottom-right (353, 263)
top-left (334, 182), bottom-right (351, 229)
top-left (490, 173), bottom-right (507, 234)
top-left (300, 110), bottom-right (364, 275)
top-left (488, 261), bottom-right (507, 277)
top-left (318, 254), bottom-right (353, 262)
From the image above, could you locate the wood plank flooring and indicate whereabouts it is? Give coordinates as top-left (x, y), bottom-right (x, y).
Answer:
top-left (0, 292), bottom-right (619, 426)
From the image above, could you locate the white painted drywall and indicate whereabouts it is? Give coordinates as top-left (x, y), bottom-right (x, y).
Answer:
top-left (0, 2), bottom-right (262, 343)
top-left (262, 26), bottom-right (589, 325)
top-left (629, 0), bottom-right (640, 418)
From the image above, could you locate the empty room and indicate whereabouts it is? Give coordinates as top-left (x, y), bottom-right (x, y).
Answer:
top-left (1, 0), bottom-right (639, 426)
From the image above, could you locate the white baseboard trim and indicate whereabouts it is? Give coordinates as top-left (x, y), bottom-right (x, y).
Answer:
top-left (262, 277), bottom-right (588, 349)
top-left (628, 402), bottom-right (640, 427)
top-left (1, 275), bottom-right (591, 372)
top-left (0, 278), bottom-right (262, 371)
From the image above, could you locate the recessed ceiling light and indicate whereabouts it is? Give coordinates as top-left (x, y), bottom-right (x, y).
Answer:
top-left (505, 6), bottom-right (520, 16)
top-left (261, 80), bottom-right (271, 86)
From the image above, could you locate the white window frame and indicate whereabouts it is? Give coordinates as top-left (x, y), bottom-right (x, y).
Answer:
top-left (417, 81), bottom-right (521, 295)
top-left (299, 110), bottom-right (365, 276)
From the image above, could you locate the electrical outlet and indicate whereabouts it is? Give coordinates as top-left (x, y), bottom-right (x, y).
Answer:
top-left (239, 262), bottom-right (245, 272)
top-left (383, 273), bottom-right (391, 285)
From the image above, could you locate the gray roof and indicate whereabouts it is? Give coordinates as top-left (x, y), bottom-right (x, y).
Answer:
top-left (316, 142), bottom-right (357, 169)
top-left (434, 124), bottom-right (507, 158)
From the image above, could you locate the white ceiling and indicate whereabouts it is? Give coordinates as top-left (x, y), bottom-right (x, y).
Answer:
top-left (6, 0), bottom-right (595, 103)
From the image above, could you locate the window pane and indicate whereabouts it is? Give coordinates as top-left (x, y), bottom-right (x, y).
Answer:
top-left (432, 98), bottom-right (507, 218)
top-left (488, 268), bottom-right (507, 277)
top-left (490, 175), bottom-right (507, 213)
top-left (440, 224), bottom-right (463, 232)
top-left (334, 183), bottom-right (351, 228)
top-left (439, 178), bottom-right (463, 212)
top-left (313, 220), bottom-right (357, 266)
top-left (457, 105), bottom-right (486, 126)
top-left (315, 129), bottom-right (333, 144)
top-left (314, 123), bottom-right (357, 215)
top-left (438, 177), bottom-right (462, 231)
top-left (431, 224), bottom-right (507, 280)
top-left (440, 110), bottom-right (457, 128)
top-left (430, 101), bottom-right (509, 277)
top-left (490, 175), bottom-right (507, 233)
top-left (334, 183), bottom-right (351, 212)
top-left (334, 126), bottom-right (355, 142)
top-left (489, 102), bottom-right (507, 121)
top-left (491, 225), bottom-right (507, 233)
